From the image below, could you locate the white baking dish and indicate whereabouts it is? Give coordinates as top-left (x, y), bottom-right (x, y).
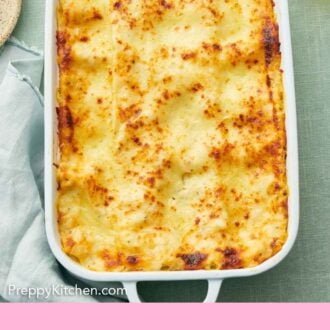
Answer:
top-left (44, 0), bottom-right (299, 303)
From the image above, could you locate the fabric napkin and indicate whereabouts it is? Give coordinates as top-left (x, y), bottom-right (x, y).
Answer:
top-left (0, 38), bottom-right (124, 303)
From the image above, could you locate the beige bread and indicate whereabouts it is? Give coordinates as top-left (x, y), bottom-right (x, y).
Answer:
top-left (0, 0), bottom-right (22, 46)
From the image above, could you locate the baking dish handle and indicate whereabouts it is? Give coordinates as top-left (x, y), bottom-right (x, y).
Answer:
top-left (123, 279), bottom-right (223, 303)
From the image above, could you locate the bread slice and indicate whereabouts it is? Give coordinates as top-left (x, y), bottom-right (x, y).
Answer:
top-left (0, 0), bottom-right (22, 46)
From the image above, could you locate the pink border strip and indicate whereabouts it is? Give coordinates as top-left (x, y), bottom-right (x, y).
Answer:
top-left (1, 304), bottom-right (329, 329)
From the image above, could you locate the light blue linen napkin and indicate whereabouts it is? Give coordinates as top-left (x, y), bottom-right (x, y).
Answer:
top-left (0, 38), bottom-right (124, 303)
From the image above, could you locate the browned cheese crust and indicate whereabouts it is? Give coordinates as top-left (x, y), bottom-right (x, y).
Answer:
top-left (56, 0), bottom-right (288, 272)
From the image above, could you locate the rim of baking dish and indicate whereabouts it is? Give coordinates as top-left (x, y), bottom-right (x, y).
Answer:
top-left (44, 0), bottom-right (299, 283)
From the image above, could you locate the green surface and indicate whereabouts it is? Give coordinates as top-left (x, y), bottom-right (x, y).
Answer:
top-left (12, 0), bottom-right (330, 302)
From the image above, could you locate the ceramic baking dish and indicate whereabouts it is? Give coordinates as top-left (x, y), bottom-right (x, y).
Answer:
top-left (44, 0), bottom-right (299, 303)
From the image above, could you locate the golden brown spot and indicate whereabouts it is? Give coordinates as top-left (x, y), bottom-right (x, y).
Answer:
top-left (181, 52), bottom-right (196, 60)
top-left (92, 9), bottom-right (103, 20)
top-left (56, 31), bottom-right (72, 71)
top-left (281, 199), bottom-right (288, 217)
top-left (101, 251), bottom-right (121, 269)
top-left (104, 196), bottom-right (114, 207)
top-left (162, 90), bottom-right (170, 100)
top-left (221, 248), bottom-right (242, 270)
top-left (262, 17), bottom-right (280, 66)
top-left (209, 143), bottom-right (234, 161)
top-left (119, 104), bottom-right (142, 122)
top-left (215, 187), bottom-right (225, 198)
top-left (177, 252), bottom-right (208, 270)
top-left (79, 36), bottom-right (89, 42)
top-left (271, 238), bottom-right (278, 249)
top-left (274, 183), bottom-right (281, 191)
top-left (114, 1), bottom-right (122, 10)
top-left (163, 159), bottom-right (172, 169)
top-left (160, 0), bottom-right (173, 9)
top-left (65, 94), bottom-right (72, 103)
top-left (190, 83), bottom-right (204, 92)
top-left (244, 212), bottom-right (250, 220)
top-left (132, 137), bottom-right (142, 146)
top-left (66, 237), bottom-right (75, 248)
top-left (265, 140), bottom-right (281, 157)
top-left (56, 106), bottom-right (74, 147)
top-left (202, 42), bottom-right (222, 52)
top-left (56, 31), bottom-right (67, 49)
top-left (127, 256), bottom-right (139, 265)
top-left (146, 177), bottom-right (156, 188)
top-left (162, 76), bottom-right (173, 84)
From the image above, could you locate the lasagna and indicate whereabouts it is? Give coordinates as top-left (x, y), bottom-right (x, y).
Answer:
top-left (56, 0), bottom-right (288, 272)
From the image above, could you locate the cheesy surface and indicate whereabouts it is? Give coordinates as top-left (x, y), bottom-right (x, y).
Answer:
top-left (56, 0), bottom-right (288, 272)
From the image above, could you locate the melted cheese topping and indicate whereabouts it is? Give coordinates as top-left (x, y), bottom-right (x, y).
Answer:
top-left (56, 0), bottom-right (288, 272)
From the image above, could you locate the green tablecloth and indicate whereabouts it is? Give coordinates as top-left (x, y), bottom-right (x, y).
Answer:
top-left (12, 0), bottom-right (330, 302)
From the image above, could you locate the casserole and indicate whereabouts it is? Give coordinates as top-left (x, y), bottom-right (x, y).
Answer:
top-left (45, 0), bottom-right (299, 302)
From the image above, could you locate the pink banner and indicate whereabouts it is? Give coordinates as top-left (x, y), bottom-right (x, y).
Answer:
top-left (1, 303), bottom-right (329, 329)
